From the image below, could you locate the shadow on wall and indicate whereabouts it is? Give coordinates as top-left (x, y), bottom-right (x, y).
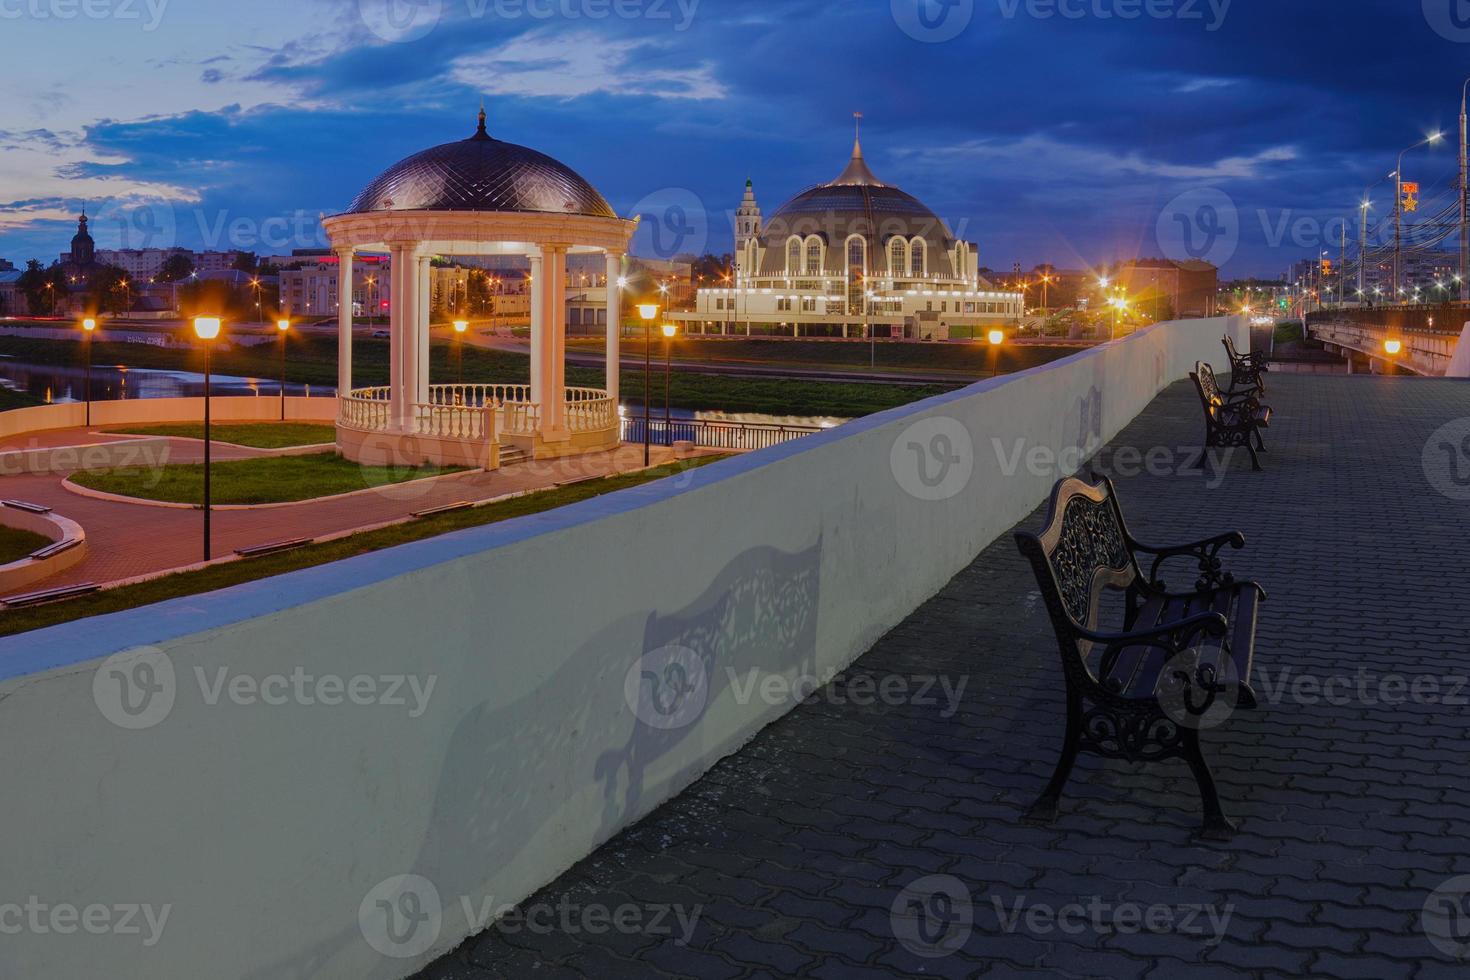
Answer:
top-left (237, 538), bottom-right (822, 980)
top-left (595, 537), bottom-right (822, 837)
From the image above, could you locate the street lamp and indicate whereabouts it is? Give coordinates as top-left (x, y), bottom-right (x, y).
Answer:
top-left (276, 318), bottom-right (290, 420)
top-left (661, 323), bottom-right (677, 446)
top-left (987, 328), bottom-right (1004, 378)
top-left (193, 315), bottom-right (223, 561)
top-left (81, 317), bottom-right (96, 425)
top-left (637, 303), bottom-right (658, 465)
top-left (453, 319), bottom-right (468, 385)
top-left (1395, 132), bottom-right (1444, 302)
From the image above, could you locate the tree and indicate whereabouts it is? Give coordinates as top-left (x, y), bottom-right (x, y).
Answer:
top-left (158, 253), bottom-right (195, 283)
top-left (16, 260), bottom-right (67, 315)
top-left (690, 252), bottom-right (734, 282)
top-left (87, 265), bottom-right (131, 314)
top-left (232, 252), bottom-right (258, 274)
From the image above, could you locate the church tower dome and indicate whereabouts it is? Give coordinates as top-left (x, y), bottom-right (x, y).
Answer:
top-left (69, 211), bottom-right (95, 267)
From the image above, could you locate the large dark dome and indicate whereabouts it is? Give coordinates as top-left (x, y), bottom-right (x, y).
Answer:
top-left (345, 110), bottom-right (617, 218)
top-left (756, 139), bottom-right (957, 278)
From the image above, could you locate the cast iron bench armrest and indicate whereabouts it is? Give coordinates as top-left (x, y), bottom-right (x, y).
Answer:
top-left (1130, 531), bottom-right (1245, 592)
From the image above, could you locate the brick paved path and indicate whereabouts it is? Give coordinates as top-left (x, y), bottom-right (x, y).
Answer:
top-left (415, 374), bottom-right (1470, 979)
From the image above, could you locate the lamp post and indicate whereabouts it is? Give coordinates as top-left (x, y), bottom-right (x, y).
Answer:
top-left (865, 288), bottom-right (875, 367)
top-left (1395, 132), bottom-right (1443, 303)
top-left (276, 318), bottom-right (290, 421)
top-left (987, 328), bottom-right (1004, 378)
top-left (81, 317), bottom-right (96, 425)
top-left (637, 303), bottom-right (658, 465)
top-left (1461, 77), bottom-right (1470, 301)
top-left (661, 323), bottom-right (676, 446)
top-left (193, 316), bottom-right (222, 561)
top-left (453, 319), bottom-right (468, 386)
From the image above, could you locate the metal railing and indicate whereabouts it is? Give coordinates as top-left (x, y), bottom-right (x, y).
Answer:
top-left (621, 417), bottom-right (823, 452)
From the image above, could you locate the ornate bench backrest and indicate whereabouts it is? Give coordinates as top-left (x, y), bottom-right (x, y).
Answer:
top-left (1223, 334), bottom-right (1242, 364)
top-left (1192, 361), bottom-right (1225, 420)
top-left (1015, 477), bottom-right (1139, 641)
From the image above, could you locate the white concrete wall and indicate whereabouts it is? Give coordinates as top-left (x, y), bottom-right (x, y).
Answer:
top-left (0, 317), bottom-right (1246, 980)
top-left (0, 396), bottom-right (338, 441)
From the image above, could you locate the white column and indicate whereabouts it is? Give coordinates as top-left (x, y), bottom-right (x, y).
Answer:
top-left (545, 245), bottom-right (567, 434)
top-left (417, 257), bottom-right (431, 403)
top-left (528, 252), bottom-right (545, 414)
top-left (335, 247), bottom-right (354, 401)
top-left (605, 251), bottom-right (621, 406)
top-left (400, 247), bottom-right (420, 431)
top-left (388, 245), bottom-right (406, 431)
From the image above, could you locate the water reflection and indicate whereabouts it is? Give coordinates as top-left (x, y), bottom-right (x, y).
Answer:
top-left (0, 358), bottom-right (325, 404)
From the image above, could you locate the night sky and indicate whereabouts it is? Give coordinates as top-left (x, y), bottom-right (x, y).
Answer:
top-left (5, 0), bottom-right (1470, 277)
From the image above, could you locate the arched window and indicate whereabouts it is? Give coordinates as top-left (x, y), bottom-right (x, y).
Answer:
top-left (889, 238), bottom-right (908, 277)
top-left (910, 238), bottom-right (926, 277)
top-left (847, 235), bottom-right (866, 274)
top-left (805, 236), bottom-right (823, 275)
top-left (786, 237), bottom-right (801, 276)
top-left (846, 235), bottom-right (867, 315)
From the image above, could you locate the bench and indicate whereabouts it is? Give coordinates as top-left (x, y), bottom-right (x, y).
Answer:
top-left (1014, 475), bottom-right (1267, 840)
top-left (1191, 361), bottom-right (1271, 472)
top-left (1223, 334), bottom-right (1267, 395)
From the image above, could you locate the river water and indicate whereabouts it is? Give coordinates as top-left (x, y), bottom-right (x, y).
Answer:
top-left (0, 358), bottom-right (324, 405)
top-left (0, 357), bottom-right (844, 428)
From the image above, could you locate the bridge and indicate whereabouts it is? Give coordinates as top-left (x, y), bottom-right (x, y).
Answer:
top-left (1307, 307), bottom-right (1470, 376)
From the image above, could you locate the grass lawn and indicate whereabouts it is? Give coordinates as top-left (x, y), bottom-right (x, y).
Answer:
top-left (0, 525), bottom-right (51, 565)
top-left (0, 456), bottom-right (723, 637)
top-left (111, 422), bottom-right (337, 449)
top-left (70, 452), bottom-right (463, 505)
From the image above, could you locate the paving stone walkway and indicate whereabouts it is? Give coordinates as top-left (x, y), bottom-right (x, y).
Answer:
top-left (414, 373), bottom-right (1470, 979)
